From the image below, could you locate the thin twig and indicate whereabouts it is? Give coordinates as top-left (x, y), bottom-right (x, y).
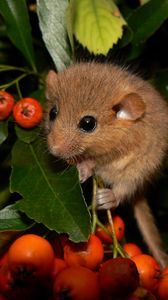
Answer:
top-left (0, 73), bottom-right (28, 90)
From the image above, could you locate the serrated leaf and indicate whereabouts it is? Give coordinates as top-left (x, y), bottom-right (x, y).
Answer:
top-left (10, 138), bottom-right (91, 242)
top-left (37, 0), bottom-right (72, 71)
top-left (0, 121), bottom-right (8, 144)
top-left (72, 0), bottom-right (126, 55)
top-left (127, 0), bottom-right (168, 45)
top-left (0, 0), bottom-right (36, 71)
top-left (0, 203), bottom-right (33, 231)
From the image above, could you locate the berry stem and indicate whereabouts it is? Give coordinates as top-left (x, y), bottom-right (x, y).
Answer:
top-left (107, 209), bottom-right (126, 258)
top-left (0, 65), bottom-right (33, 73)
top-left (91, 176), bottom-right (126, 258)
top-left (107, 209), bottom-right (118, 258)
top-left (0, 73), bottom-right (28, 90)
top-left (16, 80), bottom-right (22, 99)
top-left (0, 64), bottom-right (44, 91)
top-left (91, 177), bottom-right (98, 234)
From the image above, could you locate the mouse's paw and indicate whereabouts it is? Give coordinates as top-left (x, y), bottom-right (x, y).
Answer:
top-left (96, 188), bottom-right (119, 210)
top-left (77, 161), bottom-right (93, 183)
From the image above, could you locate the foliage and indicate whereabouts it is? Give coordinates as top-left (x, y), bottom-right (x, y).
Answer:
top-left (0, 0), bottom-right (168, 254)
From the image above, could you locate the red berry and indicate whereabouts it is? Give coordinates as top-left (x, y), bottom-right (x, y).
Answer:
top-left (0, 91), bottom-right (14, 121)
top-left (13, 97), bottom-right (43, 128)
top-left (99, 257), bottom-right (139, 298)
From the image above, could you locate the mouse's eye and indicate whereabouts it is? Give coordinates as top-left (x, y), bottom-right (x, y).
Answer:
top-left (49, 105), bottom-right (58, 121)
top-left (78, 115), bottom-right (97, 132)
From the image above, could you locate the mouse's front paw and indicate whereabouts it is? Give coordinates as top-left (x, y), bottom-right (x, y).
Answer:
top-left (96, 188), bottom-right (119, 210)
top-left (77, 161), bottom-right (93, 183)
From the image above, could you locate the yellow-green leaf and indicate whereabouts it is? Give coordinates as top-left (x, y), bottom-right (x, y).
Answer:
top-left (72, 0), bottom-right (126, 55)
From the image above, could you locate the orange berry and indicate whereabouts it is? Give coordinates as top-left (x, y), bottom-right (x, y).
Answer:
top-left (8, 234), bottom-right (55, 278)
top-left (157, 266), bottom-right (168, 300)
top-left (132, 254), bottom-right (160, 292)
top-left (96, 215), bottom-right (125, 244)
top-left (123, 243), bottom-right (142, 258)
top-left (51, 257), bottom-right (67, 280)
top-left (53, 266), bottom-right (100, 300)
top-left (64, 234), bottom-right (104, 270)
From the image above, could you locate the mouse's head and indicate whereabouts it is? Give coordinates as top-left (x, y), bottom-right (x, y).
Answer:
top-left (45, 63), bottom-right (146, 162)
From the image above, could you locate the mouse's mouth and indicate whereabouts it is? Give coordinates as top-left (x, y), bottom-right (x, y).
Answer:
top-left (66, 155), bottom-right (86, 165)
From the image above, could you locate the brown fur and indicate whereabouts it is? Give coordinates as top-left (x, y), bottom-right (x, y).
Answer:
top-left (45, 62), bottom-right (168, 267)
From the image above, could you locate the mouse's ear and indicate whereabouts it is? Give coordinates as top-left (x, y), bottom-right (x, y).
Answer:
top-left (46, 70), bottom-right (58, 87)
top-left (45, 70), bottom-right (58, 100)
top-left (113, 93), bottom-right (146, 121)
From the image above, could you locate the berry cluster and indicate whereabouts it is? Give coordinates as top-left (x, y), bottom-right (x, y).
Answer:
top-left (0, 91), bottom-right (43, 128)
top-left (0, 215), bottom-right (168, 300)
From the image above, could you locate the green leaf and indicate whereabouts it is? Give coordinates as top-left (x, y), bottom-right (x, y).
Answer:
top-left (66, 0), bottom-right (75, 52)
top-left (0, 203), bottom-right (33, 231)
top-left (37, 0), bottom-right (72, 71)
top-left (0, 187), bottom-right (10, 210)
top-left (0, 121), bottom-right (8, 144)
top-left (118, 26), bottom-right (133, 48)
top-left (10, 138), bottom-right (91, 242)
top-left (127, 0), bottom-right (168, 45)
top-left (72, 0), bottom-right (126, 55)
top-left (30, 88), bottom-right (46, 106)
top-left (0, 0), bottom-right (36, 71)
top-left (15, 125), bottom-right (41, 144)
top-left (126, 43), bottom-right (145, 61)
